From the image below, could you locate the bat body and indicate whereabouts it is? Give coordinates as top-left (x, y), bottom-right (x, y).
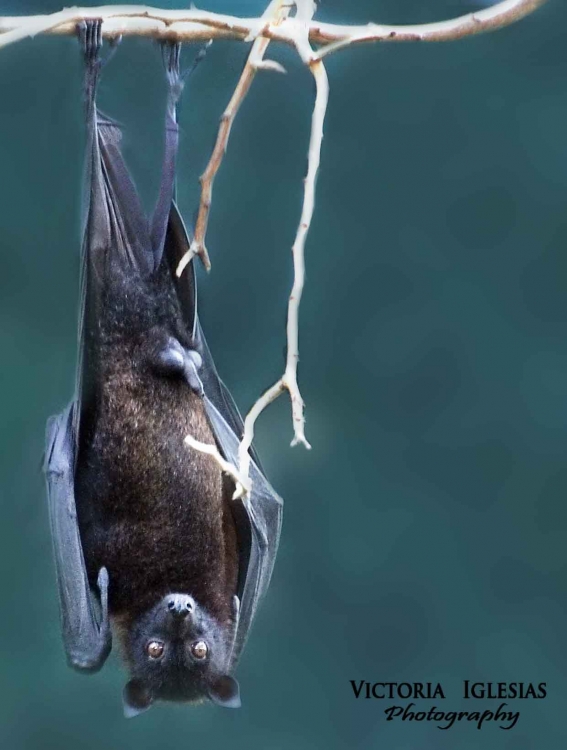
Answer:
top-left (44, 23), bottom-right (282, 716)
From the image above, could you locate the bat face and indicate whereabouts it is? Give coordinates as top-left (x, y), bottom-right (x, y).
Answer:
top-left (121, 594), bottom-right (240, 715)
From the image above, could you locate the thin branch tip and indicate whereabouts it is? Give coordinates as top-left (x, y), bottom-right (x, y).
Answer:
top-left (253, 59), bottom-right (287, 74)
top-left (291, 434), bottom-right (312, 450)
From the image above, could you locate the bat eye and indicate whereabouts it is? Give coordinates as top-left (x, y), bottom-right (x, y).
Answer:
top-left (146, 640), bottom-right (165, 659)
top-left (190, 640), bottom-right (208, 660)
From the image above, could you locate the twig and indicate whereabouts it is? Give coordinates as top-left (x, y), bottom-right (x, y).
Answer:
top-left (176, 0), bottom-right (291, 276)
top-left (237, 2), bottom-right (328, 480)
top-left (238, 381), bottom-right (286, 482)
top-left (309, 0), bottom-right (549, 55)
top-left (286, 57), bottom-right (327, 446)
top-left (0, 1), bottom-right (549, 52)
top-left (184, 435), bottom-right (250, 500)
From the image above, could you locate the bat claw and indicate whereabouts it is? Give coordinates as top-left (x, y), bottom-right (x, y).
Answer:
top-left (76, 20), bottom-right (86, 47)
top-left (184, 357), bottom-right (204, 397)
top-left (97, 567), bottom-right (111, 641)
top-left (77, 18), bottom-right (103, 63)
top-left (78, 19), bottom-right (121, 72)
top-left (161, 40), bottom-right (181, 79)
top-left (97, 566), bottom-right (109, 590)
top-left (181, 40), bottom-right (212, 83)
top-left (161, 41), bottom-right (185, 109)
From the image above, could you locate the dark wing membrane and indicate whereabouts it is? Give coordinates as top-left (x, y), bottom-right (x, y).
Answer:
top-left (163, 205), bottom-right (283, 668)
top-left (76, 108), bottom-right (154, 442)
top-left (80, 111), bottom-right (154, 301)
top-left (97, 113), bottom-right (153, 273)
top-left (80, 110), bottom-right (153, 314)
top-left (44, 405), bottom-right (111, 671)
top-left (47, 92), bottom-right (154, 668)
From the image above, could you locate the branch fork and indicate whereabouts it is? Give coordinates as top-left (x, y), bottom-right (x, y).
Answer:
top-left (0, 0), bottom-right (549, 495)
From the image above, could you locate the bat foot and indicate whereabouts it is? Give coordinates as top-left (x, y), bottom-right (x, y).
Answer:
top-left (162, 41), bottom-right (181, 76)
top-left (161, 42), bottom-right (184, 106)
top-left (77, 19), bottom-right (121, 71)
top-left (160, 39), bottom-right (210, 105)
top-left (77, 19), bottom-right (103, 66)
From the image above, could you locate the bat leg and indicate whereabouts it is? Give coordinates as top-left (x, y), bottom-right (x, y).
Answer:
top-left (150, 42), bottom-right (183, 262)
top-left (150, 336), bottom-right (204, 396)
top-left (162, 41), bottom-right (183, 105)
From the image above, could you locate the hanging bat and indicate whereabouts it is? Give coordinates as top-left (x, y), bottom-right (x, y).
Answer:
top-left (43, 21), bottom-right (282, 717)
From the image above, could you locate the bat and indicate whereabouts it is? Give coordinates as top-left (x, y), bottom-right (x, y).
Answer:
top-left (43, 20), bottom-right (282, 717)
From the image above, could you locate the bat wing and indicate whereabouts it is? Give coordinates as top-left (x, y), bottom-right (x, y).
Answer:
top-left (45, 27), bottom-right (172, 672)
top-left (44, 404), bottom-right (111, 671)
top-left (164, 208), bottom-right (283, 670)
top-left (45, 110), bottom-right (139, 672)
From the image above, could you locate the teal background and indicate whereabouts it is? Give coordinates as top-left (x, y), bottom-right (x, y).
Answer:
top-left (0, 0), bottom-right (565, 747)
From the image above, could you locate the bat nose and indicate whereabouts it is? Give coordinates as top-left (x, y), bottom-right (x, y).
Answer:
top-left (166, 594), bottom-right (194, 617)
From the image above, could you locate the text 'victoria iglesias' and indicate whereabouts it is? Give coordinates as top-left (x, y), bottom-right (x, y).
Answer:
top-left (350, 681), bottom-right (546, 731)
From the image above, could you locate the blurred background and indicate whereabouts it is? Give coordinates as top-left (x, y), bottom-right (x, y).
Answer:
top-left (0, 0), bottom-right (565, 748)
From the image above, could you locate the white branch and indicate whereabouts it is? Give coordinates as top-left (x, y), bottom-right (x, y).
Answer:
top-left (0, 0), bottom-right (548, 489)
top-left (0, 1), bottom-right (549, 52)
top-left (238, 380), bottom-right (286, 482)
top-left (284, 59), bottom-right (327, 449)
top-left (309, 0), bottom-right (549, 55)
top-left (237, 2), bottom-right (329, 483)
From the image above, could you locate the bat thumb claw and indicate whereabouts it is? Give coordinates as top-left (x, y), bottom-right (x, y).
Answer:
top-left (97, 566), bottom-right (109, 591)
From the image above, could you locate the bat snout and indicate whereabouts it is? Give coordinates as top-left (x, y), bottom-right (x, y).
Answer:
top-left (166, 594), bottom-right (195, 618)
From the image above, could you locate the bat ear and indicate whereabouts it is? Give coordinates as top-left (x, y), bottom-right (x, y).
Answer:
top-left (207, 675), bottom-right (241, 709)
top-left (123, 679), bottom-right (154, 718)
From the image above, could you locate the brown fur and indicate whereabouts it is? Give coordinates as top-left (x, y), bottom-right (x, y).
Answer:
top-left (75, 265), bottom-right (238, 632)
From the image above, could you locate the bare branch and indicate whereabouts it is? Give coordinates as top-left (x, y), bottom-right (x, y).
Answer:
top-left (309, 0), bottom-right (549, 56)
top-left (0, 8), bottom-right (258, 49)
top-left (283, 57), bottom-right (328, 449)
top-left (176, 0), bottom-right (291, 275)
top-left (0, 1), bottom-right (549, 52)
top-left (0, 0), bottom-right (549, 487)
top-left (238, 380), bottom-right (286, 482)
top-left (237, 3), bottom-right (328, 482)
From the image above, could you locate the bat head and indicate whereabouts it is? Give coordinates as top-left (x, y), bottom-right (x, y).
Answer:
top-left (120, 593), bottom-right (240, 717)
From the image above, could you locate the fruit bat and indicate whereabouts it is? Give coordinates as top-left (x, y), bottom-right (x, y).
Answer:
top-left (43, 21), bottom-right (282, 717)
